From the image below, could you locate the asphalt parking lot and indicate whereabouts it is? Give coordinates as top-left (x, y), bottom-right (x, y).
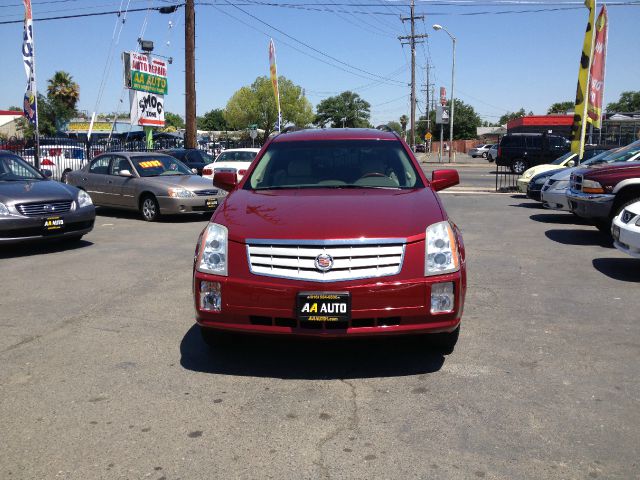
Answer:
top-left (1, 174), bottom-right (639, 479)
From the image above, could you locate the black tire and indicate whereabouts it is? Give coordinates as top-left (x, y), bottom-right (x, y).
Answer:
top-left (594, 219), bottom-right (611, 233)
top-left (200, 327), bottom-right (234, 349)
top-left (482, 152), bottom-right (488, 158)
top-left (511, 159), bottom-right (528, 175)
top-left (61, 169), bottom-right (72, 184)
top-left (139, 195), bottom-right (160, 222)
top-left (430, 326), bottom-right (460, 355)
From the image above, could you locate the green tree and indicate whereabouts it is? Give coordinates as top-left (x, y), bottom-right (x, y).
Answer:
top-left (314, 91), bottom-right (371, 128)
top-left (386, 121), bottom-right (402, 135)
top-left (164, 112), bottom-right (185, 130)
top-left (225, 76), bottom-right (313, 141)
top-left (47, 71), bottom-right (79, 111)
top-left (197, 108), bottom-right (227, 131)
top-left (399, 114), bottom-right (408, 138)
top-left (416, 99), bottom-right (481, 140)
top-left (499, 108), bottom-right (527, 125)
top-left (607, 91), bottom-right (640, 113)
top-left (547, 101), bottom-right (574, 114)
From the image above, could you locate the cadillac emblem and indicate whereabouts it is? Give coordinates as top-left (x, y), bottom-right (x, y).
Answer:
top-left (315, 253), bottom-right (334, 272)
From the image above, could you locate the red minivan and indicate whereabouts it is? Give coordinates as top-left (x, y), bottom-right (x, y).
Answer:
top-left (193, 129), bottom-right (466, 352)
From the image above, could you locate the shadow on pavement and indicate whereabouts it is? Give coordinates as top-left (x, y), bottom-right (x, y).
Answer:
top-left (509, 202), bottom-right (544, 209)
top-left (530, 213), bottom-right (589, 225)
top-left (179, 324), bottom-right (446, 380)
top-left (96, 207), bottom-right (211, 223)
top-left (544, 228), bottom-right (613, 248)
top-left (0, 238), bottom-right (93, 259)
top-left (592, 258), bottom-right (640, 282)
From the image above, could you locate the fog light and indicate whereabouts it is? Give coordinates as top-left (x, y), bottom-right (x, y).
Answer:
top-left (431, 282), bottom-right (454, 314)
top-left (200, 281), bottom-right (221, 312)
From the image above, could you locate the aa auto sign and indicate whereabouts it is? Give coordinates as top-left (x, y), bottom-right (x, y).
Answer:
top-left (129, 90), bottom-right (165, 127)
top-left (123, 51), bottom-right (168, 95)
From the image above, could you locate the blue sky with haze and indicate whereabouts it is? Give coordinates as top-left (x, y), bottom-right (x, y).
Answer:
top-left (0, 0), bottom-right (638, 127)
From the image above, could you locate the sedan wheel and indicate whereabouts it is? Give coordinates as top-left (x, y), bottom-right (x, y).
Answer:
top-left (511, 159), bottom-right (528, 175)
top-left (482, 152), bottom-right (488, 158)
top-left (140, 196), bottom-right (160, 222)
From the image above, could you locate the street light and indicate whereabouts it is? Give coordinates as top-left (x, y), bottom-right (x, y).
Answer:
top-left (433, 24), bottom-right (456, 163)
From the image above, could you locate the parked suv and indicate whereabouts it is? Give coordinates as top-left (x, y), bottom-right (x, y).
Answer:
top-left (496, 134), bottom-right (570, 174)
top-left (567, 159), bottom-right (640, 233)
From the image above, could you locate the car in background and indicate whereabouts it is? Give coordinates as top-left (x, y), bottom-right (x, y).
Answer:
top-left (486, 144), bottom-right (498, 162)
top-left (568, 159), bottom-right (640, 232)
top-left (201, 148), bottom-right (260, 180)
top-left (612, 200), bottom-right (640, 258)
top-left (160, 148), bottom-right (215, 175)
top-left (194, 128), bottom-right (466, 352)
top-left (519, 146), bottom-right (613, 195)
top-left (542, 141), bottom-right (640, 212)
top-left (22, 145), bottom-right (88, 183)
top-left (468, 144), bottom-right (492, 158)
top-left (66, 152), bottom-right (226, 221)
top-left (0, 150), bottom-right (95, 244)
top-left (496, 133), bottom-right (570, 174)
top-left (414, 143), bottom-right (426, 153)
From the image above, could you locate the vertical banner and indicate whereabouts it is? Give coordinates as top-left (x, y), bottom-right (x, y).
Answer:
top-left (268, 39), bottom-right (282, 132)
top-left (570, 0), bottom-right (596, 157)
top-left (22, 0), bottom-right (37, 126)
top-left (587, 5), bottom-right (608, 128)
top-left (440, 87), bottom-right (447, 106)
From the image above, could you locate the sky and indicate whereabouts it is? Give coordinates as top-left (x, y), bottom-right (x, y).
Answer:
top-left (0, 0), bottom-right (639, 128)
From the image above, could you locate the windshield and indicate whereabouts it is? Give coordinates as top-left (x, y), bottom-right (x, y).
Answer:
top-left (601, 139), bottom-right (640, 163)
top-left (0, 154), bottom-right (43, 181)
top-left (246, 140), bottom-right (424, 190)
top-left (131, 155), bottom-right (192, 177)
top-left (216, 151), bottom-right (257, 163)
top-left (551, 152), bottom-right (575, 165)
top-left (582, 149), bottom-right (618, 166)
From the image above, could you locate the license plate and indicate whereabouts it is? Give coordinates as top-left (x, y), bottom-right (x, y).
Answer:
top-left (296, 292), bottom-right (351, 322)
top-left (43, 216), bottom-right (64, 232)
top-left (612, 225), bottom-right (620, 241)
top-left (206, 198), bottom-right (218, 209)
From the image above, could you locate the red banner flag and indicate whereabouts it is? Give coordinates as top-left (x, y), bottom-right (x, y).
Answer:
top-left (587, 5), bottom-right (608, 128)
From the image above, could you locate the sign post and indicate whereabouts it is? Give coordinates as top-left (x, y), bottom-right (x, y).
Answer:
top-left (249, 124), bottom-right (258, 148)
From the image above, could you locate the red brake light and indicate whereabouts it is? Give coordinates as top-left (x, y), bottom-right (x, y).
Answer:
top-left (238, 169), bottom-right (247, 175)
top-left (203, 167), bottom-right (212, 175)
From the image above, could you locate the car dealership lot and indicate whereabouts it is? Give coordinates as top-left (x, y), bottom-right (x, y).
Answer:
top-left (1, 189), bottom-right (639, 479)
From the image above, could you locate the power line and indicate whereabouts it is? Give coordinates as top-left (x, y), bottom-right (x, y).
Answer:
top-left (0, 5), bottom-right (183, 25)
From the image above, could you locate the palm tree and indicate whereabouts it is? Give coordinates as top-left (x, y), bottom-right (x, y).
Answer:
top-left (399, 115), bottom-right (408, 139)
top-left (47, 71), bottom-right (79, 111)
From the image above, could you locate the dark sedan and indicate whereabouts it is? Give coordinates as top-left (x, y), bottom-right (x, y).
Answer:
top-left (0, 151), bottom-right (95, 244)
top-left (160, 148), bottom-right (214, 175)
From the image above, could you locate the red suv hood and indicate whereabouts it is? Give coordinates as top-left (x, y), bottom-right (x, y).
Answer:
top-left (213, 188), bottom-right (445, 243)
top-left (577, 161), bottom-right (640, 178)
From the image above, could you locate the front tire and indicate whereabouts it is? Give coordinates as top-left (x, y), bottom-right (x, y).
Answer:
top-left (482, 152), bottom-right (488, 158)
top-left (140, 195), bottom-right (160, 222)
top-left (511, 159), bottom-right (528, 175)
top-left (61, 169), bottom-right (72, 184)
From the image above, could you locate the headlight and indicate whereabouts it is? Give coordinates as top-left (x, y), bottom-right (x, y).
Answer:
top-left (425, 221), bottom-right (460, 276)
top-left (168, 187), bottom-right (196, 198)
top-left (523, 171), bottom-right (533, 179)
top-left (582, 179), bottom-right (605, 194)
top-left (198, 223), bottom-right (228, 275)
top-left (77, 189), bottom-right (93, 208)
top-left (0, 202), bottom-right (9, 216)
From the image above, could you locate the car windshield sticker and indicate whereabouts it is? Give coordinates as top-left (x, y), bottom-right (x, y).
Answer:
top-left (138, 160), bottom-right (163, 168)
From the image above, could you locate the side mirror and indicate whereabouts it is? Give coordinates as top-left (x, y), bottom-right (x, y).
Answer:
top-left (119, 169), bottom-right (133, 177)
top-left (213, 171), bottom-right (239, 192)
top-left (431, 169), bottom-right (459, 192)
top-left (192, 168), bottom-right (198, 174)
top-left (567, 160), bottom-right (575, 167)
top-left (40, 169), bottom-right (53, 179)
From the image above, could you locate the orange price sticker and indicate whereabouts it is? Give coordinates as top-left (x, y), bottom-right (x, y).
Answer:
top-left (139, 160), bottom-right (162, 168)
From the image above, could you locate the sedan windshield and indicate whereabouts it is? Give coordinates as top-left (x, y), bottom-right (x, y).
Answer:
top-left (551, 152), bottom-right (575, 165)
top-left (0, 154), bottom-right (43, 181)
top-left (131, 155), bottom-right (192, 177)
top-left (247, 140), bottom-right (424, 190)
top-left (216, 151), bottom-right (257, 163)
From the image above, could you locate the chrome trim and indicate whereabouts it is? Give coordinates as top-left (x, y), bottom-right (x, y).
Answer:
top-left (246, 237), bottom-right (407, 246)
top-left (566, 190), bottom-right (615, 203)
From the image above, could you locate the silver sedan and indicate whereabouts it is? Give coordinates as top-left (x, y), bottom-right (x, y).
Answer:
top-left (66, 152), bottom-right (226, 221)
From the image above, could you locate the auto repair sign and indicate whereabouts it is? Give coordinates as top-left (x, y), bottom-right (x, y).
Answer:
top-left (124, 51), bottom-right (168, 95)
top-left (129, 90), bottom-right (165, 127)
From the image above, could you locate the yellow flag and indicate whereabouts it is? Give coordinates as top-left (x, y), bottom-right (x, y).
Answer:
top-left (570, 0), bottom-right (596, 158)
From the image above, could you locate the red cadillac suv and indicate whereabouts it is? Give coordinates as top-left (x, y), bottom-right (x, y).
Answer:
top-left (193, 129), bottom-right (466, 352)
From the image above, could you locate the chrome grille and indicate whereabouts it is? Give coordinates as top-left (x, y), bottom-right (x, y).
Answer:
top-left (16, 200), bottom-right (72, 217)
top-left (246, 239), bottom-right (406, 282)
top-left (194, 189), bottom-right (219, 196)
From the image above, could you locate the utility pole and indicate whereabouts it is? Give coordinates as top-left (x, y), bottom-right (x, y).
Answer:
top-left (423, 64), bottom-right (433, 146)
top-left (185, 0), bottom-right (196, 149)
top-left (398, 0), bottom-right (427, 150)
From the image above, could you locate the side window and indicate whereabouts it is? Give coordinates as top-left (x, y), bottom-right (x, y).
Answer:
top-left (89, 156), bottom-right (111, 174)
top-left (185, 151), bottom-right (200, 163)
top-left (109, 156), bottom-right (132, 176)
top-left (526, 137), bottom-right (542, 149)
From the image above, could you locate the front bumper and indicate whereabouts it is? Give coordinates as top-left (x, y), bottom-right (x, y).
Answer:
top-left (567, 190), bottom-right (615, 220)
top-left (612, 215), bottom-right (640, 258)
top-left (157, 195), bottom-right (224, 214)
top-left (526, 183), bottom-right (543, 201)
top-left (517, 178), bottom-right (530, 194)
top-left (194, 271), bottom-right (465, 337)
top-left (541, 188), bottom-right (570, 211)
top-left (0, 207), bottom-right (95, 244)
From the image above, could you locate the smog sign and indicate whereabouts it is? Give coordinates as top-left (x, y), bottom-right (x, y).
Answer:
top-left (123, 52), bottom-right (168, 95)
top-left (129, 90), bottom-right (165, 127)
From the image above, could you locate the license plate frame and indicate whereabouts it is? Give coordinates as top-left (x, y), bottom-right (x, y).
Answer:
top-left (43, 216), bottom-right (64, 232)
top-left (296, 292), bottom-right (351, 323)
